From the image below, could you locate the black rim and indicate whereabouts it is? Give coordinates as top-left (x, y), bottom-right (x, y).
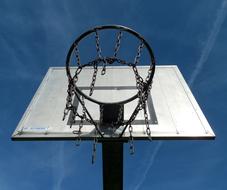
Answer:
top-left (65, 25), bottom-right (156, 105)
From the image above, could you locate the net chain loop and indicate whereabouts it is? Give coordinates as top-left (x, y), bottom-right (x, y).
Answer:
top-left (114, 31), bottom-right (123, 58)
top-left (129, 124), bottom-right (135, 155)
top-left (74, 45), bottom-right (81, 67)
top-left (95, 30), bottom-right (106, 75)
top-left (132, 42), bottom-right (152, 138)
top-left (89, 64), bottom-right (98, 96)
top-left (92, 134), bottom-right (97, 164)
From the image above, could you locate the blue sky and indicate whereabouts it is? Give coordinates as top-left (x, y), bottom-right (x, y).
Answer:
top-left (0, 0), bottom-right (227, 189)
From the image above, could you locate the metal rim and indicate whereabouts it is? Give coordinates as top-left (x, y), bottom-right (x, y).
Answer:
top-left (65, 25), bottom-right (156, 105)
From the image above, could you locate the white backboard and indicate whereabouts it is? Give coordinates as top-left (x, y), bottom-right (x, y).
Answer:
top-left (12, 66), bottom-right (215, 141)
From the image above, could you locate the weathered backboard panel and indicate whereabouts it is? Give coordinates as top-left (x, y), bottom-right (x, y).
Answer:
top-left (12, 66), bottom-right (215, 140)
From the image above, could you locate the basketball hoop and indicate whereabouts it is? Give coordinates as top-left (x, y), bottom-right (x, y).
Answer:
top-left (63, 25), bottom-right (156, 145)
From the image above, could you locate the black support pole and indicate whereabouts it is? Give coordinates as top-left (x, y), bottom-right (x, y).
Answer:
top-left (102, 142), bottom-right (123, 190)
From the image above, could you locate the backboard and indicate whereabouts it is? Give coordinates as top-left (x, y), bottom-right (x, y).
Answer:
top-left (12, 65), bottom-right (215, 141)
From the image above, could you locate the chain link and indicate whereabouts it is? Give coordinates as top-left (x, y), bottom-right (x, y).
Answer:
top-left (78, 93), bottom-right (91, 125)
top-left (92, 135), bottom-right (97, 164)
top-left (63, 80), bottom-right (74, 120)
top-left (101, 64), bottom-right (106, 75)
top-left (95, 30), bottom-right (102, 58)
top-left (62, 108), bottom-right (69, 121)
top-left (63, 65), bottom-right (83, 121)
top-left (89, 64), bottom-right (98, 96)
top-left (70, 107), bottom-right (76, 128)
top-left (73, 66), bottom-right (82, 83)
top-left (145, 65), bottom-right (154, 83)
top-left (129, 124), bottom-right (135, 155)
top-left (143, 101), bottom-right (152, 140)
top-left (74, 45), bottom-right (81, 66)
top-left (114, 31), bottom-right (123, 57)
top-left (95, 29), bottom-right (107, 75)
top-left (134, 42), bottom-right (144, 65)
top-left (132, 65), bottom-right (144, 105)
top-left (131, 41), bottom-right (153, 140)
top-left (76, 96), bottom-right (86, 145)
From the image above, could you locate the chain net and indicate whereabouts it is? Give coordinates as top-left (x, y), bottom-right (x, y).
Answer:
top-left (63, 26), bottom-right (155, 162)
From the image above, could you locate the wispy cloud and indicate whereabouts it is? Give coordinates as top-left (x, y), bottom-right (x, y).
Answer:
top-left (189, 0), bottom-right (227, 86)
top-left (133, 2), bottom-right (227, 189)
top-left (52, 142), bottom-right (65, 190)
top-left (0, 34), bottom-right (42, 81)
top-left (134, 141), bottom-right (163, 190)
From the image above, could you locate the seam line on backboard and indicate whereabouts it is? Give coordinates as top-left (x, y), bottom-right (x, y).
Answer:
top-left (173, 67), bottom-right (209, 134)
top-left (156, 68), bottom-right (180, 134)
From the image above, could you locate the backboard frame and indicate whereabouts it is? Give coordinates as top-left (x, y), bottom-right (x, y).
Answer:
top-left (11, 65), bottom-right (215, 141)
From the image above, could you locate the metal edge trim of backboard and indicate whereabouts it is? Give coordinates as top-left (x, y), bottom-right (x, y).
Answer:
top-left (173, 66), bottom-right (215, 138)
top-left (11, 68), bottom-right (54, 140)
top-left (12, 135), bottom-right (215, 141)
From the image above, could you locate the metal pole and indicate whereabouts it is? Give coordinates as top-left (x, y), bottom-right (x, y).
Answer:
top-left (102, 142), bottom-right (123, 190)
